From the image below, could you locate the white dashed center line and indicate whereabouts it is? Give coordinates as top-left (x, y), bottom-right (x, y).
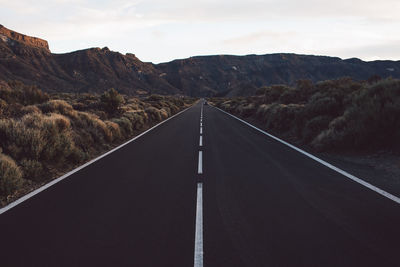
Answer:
top-left (194, 102), bottom-right (205, 267)
top-left (198, 151), bottom-right (203, 174)
top-left (194, 182), bottom-right (203, 267)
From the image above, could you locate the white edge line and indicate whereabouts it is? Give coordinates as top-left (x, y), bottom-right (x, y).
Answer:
top-left (214, 106), bottom-right (400, 205)
top-left (194, 182), bottom-right (204, 267)
top-left (0, 105), bottom-right (194, 215)
top-left (198, 151), bottom-right (203, 174)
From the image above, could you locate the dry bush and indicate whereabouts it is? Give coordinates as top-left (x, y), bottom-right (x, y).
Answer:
top-left (75, 112), bottom-right (112, 142)
top-left (219, 99), bottom-right (241, 112)
top-left (237, 103), bottom-right (256, 117)
top-left (0, 81), bottom-right (49, 105)
top-left (279, 88), bottom-right (302, 104)
top-left (0, 151), bottom-right (23, 196)
top-left (256, 104), bottom-right (270, 120)
top-left (159, 108), bottom-right (169, 120)
top-left (111, 117), bottom-right (133, 137)
top-left (20, 105), bottom-right (42, 116)
top-left (0, 99), bottom-right (7, 117)
top-left (264, 103), bottom-right (304, 134)
top-left (302, 115), bottom-right (333, 143)
top-left (105, 121), bottom-right (122, 141)
top-left (306, 93), bottom-right (341, 117)
top-left (0, 117), bottom-right (46, 160)
top-left (39, 100), bottom-right (76, 116)
top-left (101, 88), bottom-right (125, 114)
top-left (145, 107), bottom-right (163, 122)
top-left (0, 81), bottom-right (12, 102)
top-left (262, 85), bottom-right (290, 104)
top-left (146, 95), bottom-right (164, 102)
top-left (20, 159), bottom-right (43, 181)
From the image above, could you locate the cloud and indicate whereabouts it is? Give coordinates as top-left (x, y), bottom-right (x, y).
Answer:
top-left (223, 31), bottom-right (297, 47)
top-left (130, 0), bottom-right (400, 22)
top-left (325, 41), bottom-right (400, 61)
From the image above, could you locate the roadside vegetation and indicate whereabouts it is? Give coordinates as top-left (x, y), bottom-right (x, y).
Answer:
top-left (211, 77), bottom-right (400, 153)
top-left (0, 80), bottom-right (194, 205)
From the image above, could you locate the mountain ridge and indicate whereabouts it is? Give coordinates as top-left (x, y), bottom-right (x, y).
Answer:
top-left (1, 24), bottom-right (400, 96)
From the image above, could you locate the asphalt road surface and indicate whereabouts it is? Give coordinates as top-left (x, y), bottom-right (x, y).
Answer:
top-left (1, 101), bottom-right (400, 267)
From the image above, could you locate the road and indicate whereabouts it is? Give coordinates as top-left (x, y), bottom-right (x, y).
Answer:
top-left (1, 101), bottom-right (400, 267)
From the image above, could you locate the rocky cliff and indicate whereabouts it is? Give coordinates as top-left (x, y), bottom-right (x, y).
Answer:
top-left (0, 25), bottom-right (49, 52)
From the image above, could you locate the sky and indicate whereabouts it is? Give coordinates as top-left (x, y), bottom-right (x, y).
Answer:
top-left (1, 0), bottom-right (399, 63)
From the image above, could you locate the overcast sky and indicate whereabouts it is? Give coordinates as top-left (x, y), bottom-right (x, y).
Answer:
top-left (1, 0), bottom-right (399, 63)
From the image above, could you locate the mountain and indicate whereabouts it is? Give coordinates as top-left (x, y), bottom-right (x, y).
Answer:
top-left (157, 54), bottom-right (400, 96)
top-left (0, 25), bottom-right (179, 95)
top-left (1, 24), bottom-right (400, 96)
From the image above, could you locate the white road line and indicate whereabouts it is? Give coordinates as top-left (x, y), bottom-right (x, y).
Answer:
top-left (200, 127), bottom-right (203, 134)
top-left (200, 122), bottom-right (203, 127)
top-left (198, 151), bottom-right (203, 174)
top-left (199, 136), bottom-right (203, 147)
top-left (194, 182), bottom-right (203, 267)
top-left (0, 106), bottom-right (194, 215)
top-left (215, 107), bottom-right (400, 205)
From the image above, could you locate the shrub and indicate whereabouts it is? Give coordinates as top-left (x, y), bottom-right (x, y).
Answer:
top-left (0, 99), bottom-right (7, 114)
top-left (145, 107), bottom-right (162, 122)
top-left (16, 84), bottom-right (49, 105)
top-left (159, 108), bottom-right (169, 120)
top-left (264, 103), bottom-right (304, 134)
top-left (256, 104), bottom-right (271, 121)
top-left (20, 105), bottom-right (42, 116)
top-left (0, 81), bottom-right (49, 105)
top-left (0, 152), bottom-right (23, 196)
top-left (146, 95), bottom-right (164, 102)
top-left (20, 159), bottom-right (43, 181)
top-left (75, 112), bottom-right (112, 142)
top-left (123, 111), bottom-right (147, 130)
top-left (105, 121), bottom-right (122, 141)
top-left (279, 88), bottom-right (301, 104)
top-left (262, 85), bottom-right (289, 103)
top-left (67, 147), bottom-right (87, 164)
top-left (101, 88), bottom-right (125, 114)
top-left (0, 117), bottom-right (45, 160)
top-left (39, 100), bottom-right (75, 116)
top-left (111, 117), bottom-right (133, 137)
top-left (237, 103), bottom-right (256, 117)
top-left (302, 116), bottom-right (333, 143)
top-left (305, 94), bottom-right (342, 118)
